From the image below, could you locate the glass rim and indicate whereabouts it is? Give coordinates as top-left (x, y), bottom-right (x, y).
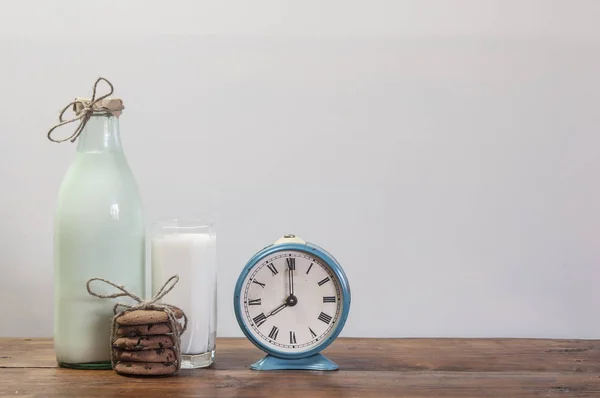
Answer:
top-left (152, 217), bottom-right (215, 231)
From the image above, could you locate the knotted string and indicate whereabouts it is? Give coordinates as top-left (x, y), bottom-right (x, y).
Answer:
top-left (47, 77), bottom-right (120, 143)
top-left (87, 275), bottom-right (188, 372)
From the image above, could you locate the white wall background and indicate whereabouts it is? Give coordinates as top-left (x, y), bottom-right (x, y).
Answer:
top-left (1, 0), bottom-right (600, 339)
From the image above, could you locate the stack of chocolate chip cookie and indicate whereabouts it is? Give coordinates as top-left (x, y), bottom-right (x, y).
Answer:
top-left (111, 308), bottom-right (184, 376)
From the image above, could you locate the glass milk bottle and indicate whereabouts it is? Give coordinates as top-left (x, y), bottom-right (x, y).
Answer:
top-left (51, 90), bottom-right (145, 369)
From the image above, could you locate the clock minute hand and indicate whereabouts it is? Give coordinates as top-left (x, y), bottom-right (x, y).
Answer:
top-left (287, 258), bottom-right (295, 296)
top-left (288, 263), bottom-right (294, 296)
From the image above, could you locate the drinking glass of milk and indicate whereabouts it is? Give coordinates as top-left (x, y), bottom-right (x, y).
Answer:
top-left (151, 219), bottom-right (217, 368)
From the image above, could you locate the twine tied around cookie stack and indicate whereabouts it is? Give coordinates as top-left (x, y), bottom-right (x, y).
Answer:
top-left (87, 275), bottom-right (188, 376)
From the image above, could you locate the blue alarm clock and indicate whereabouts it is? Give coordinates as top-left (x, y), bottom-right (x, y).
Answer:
top-left (234, 234), bottom-right (351, 371)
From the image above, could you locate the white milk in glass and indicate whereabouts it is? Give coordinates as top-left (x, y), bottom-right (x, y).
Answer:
top-left (151, 221), bottom-right (217, 368)
top-left (53, 113), bottom-right (145, 369)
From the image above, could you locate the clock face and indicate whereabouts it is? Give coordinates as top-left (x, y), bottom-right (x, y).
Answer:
top-left (239, 250), bottom-right (343, 354)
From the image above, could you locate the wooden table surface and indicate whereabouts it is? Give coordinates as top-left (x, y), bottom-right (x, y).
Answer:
top-left (1, 337), bottom-right (600, 397)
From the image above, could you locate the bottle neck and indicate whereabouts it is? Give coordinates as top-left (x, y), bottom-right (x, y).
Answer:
top-left (76, 114), bottom-right (123, 153)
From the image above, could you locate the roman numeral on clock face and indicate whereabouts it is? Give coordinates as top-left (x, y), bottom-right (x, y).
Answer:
top-left (268, 326), bottom-right (279, 340)
top-left (253, 313), bottom-right (267, 327)
top-left (306, 263), bottom-right (313, 274)
top-left (248, 298), bottom-right (261, 306)
top-left (286, 257), bottom-right (295, 270)
top-left (318, 277), bottom-right (330, 286)
top-left (318, 312), bottom-right (332, 324)
top-left (290, 331), bottom-right (297, 344)
top-left (323, 296), bottom-right (336, 303)
top-left (252, 280), bottom-right (266, 288)
top-left (309, 327), bottom-right (317, 338)
top-left (267, 263), bottom-right (278, 275)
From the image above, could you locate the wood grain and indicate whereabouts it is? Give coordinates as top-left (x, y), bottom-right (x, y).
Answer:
top-left (2, 369), bottom-right (600, 398)
top-left (1, 338), bottom-right (600, 397)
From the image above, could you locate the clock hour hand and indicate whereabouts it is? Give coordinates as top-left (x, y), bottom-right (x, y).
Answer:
top-left (266, 302), bottom-right (288, 318)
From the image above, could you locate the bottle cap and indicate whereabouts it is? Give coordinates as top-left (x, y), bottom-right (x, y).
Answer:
top-left (73, 97), bottom-right (124, 118)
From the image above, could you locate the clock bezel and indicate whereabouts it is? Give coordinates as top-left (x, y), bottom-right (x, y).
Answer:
top-left (234, 241), bottom-right (351, 360)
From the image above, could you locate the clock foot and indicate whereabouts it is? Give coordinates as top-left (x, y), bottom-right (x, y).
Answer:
top-left (250, 354), bottom-right (338, 371)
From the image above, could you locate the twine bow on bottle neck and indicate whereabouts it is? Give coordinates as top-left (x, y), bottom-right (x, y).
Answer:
top-left (47, 77), bottom-right (120, 144)
top-left (86, 274), bottom-right (188, 334)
